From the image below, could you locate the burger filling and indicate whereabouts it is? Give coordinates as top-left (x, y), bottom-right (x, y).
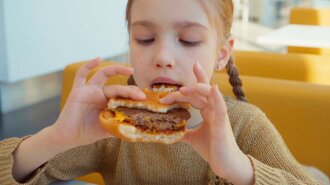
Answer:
top-left (152, 83), bottom-right (182, 92)
top-left (113, 107), bottom-right (190, 133)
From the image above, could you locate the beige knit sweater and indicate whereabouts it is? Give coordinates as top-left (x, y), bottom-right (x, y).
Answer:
top-left (0, 97), bottom-right (321, 185)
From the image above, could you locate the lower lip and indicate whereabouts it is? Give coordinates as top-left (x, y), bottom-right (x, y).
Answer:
top-left (151, 77), bottom-right (180, 85)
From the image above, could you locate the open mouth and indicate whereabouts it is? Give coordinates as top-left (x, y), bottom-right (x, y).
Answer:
top-left (151, 83), bottom-right (183, 92)
top-left (150, 77), bottom-right (183, 92)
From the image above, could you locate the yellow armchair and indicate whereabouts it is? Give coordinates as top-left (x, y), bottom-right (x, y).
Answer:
top-left (229, 51), bottom-right (330, 85)
top-left (61, 61), bottom-right (330, 184)
top-left (213, 72), bottom-right (330, 176)
top-left (288, 7), bottom-right (330, 55)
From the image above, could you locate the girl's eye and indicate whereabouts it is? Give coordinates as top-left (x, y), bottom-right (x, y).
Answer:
top-left (136, 38), bottom-right (155, 45)
top-left (179, 39), bottom-right (201, 46)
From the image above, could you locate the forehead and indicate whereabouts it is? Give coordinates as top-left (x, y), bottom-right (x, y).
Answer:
top-left (130, 0), bottom-right (211, 29)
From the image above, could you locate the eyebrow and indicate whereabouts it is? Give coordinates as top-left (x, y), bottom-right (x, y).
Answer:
top-left (131, 20), bottom-right (209, 30)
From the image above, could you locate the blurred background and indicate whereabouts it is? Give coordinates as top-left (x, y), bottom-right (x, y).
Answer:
top-left (0, 0), bottom-right (129, 138)
top-left (0, 0), bottom-right (329, 137)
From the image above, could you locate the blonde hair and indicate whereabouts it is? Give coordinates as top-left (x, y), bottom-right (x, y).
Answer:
top-left (125, 0), bottom-right (247, 102)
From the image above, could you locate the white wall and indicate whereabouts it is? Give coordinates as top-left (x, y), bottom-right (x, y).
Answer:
top-left (0, 0), bottom-right (129, 83)
top-left (0, 1), bottom-right (8, 82)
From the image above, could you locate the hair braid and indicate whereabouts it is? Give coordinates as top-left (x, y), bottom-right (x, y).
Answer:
top-left (127, 75), bottom-right (136, 86)
top-left (225, 56), bottom-right (247, 102)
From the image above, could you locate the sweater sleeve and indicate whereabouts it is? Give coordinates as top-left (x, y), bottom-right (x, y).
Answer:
top-left (241, 108), bottom-right (321, 185)
top-left (0, 136), bottom-right (111, 185)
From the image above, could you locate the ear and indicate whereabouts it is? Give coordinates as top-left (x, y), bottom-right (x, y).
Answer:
top-left (214, 37), bottom-right (235, 71)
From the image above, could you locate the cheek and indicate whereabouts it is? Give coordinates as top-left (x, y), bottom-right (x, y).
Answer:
top-left (130, 50), bottom-right (150, 87)
top-left (202, 62), bottom-right (216, 81)
top-left (130, 46), bottom-right (146, 68)
top-left (131, 58), bottom-right (145, 79)
top-left (189, 49), bottom-right (216, 72)
top-left (199, 47), bottom-right (217, 75)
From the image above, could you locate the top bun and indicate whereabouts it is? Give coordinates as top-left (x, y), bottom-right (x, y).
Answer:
top-left (108, 88), bottom-right (190, 113)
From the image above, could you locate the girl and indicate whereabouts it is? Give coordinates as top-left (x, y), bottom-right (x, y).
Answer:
top-left (0, 0), bottom-right (321, 184)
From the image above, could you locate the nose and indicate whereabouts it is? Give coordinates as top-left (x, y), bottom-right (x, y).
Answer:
top-left (153, 40), bottom-right (175, 69)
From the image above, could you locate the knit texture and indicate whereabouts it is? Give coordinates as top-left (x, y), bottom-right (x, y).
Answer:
top-left (0, 97), bottom-right (321, 185)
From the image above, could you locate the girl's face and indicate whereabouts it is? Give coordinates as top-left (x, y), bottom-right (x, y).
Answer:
top-left (129, 0), bottom-right (225, 89)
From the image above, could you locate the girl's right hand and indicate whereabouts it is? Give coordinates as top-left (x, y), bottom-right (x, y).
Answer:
top-left (50, 58), bottom-right (146, 149)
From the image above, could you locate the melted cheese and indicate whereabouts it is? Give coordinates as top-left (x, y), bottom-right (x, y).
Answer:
top-left (176, 120), bottom-right (187, 128)
top-left (115, 111), bottom-right (128, 122)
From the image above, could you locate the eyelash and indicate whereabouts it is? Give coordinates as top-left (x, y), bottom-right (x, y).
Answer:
top-left (180, 39), bottom-right (201, 46)
top-left (136, 38), bottom-right (201, 47)
top-left (136, 39), bottom-right (155, 46)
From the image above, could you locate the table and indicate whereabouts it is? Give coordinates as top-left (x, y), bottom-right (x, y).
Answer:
top-left (257, 24), bottom-right (330, 48)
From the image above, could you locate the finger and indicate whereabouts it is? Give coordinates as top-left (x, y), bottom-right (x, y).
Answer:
top-left (127, 85), bottom-right (145, 93)
top-left (211, 84), bottom-right (227, 117)
top-left (204, 85), bottom-right (227, 127)
top-left (208, 85), bottom-right (231, 143)
top-left (160, 91), bottom-right (208, 110)
top-left (73, 58), bottom-right (102, 88)
top-left (87, 65), bottom-right (134, 86)
top-left (103, 85), bottom-right (146, 100)
top-left (193, 62), bottom-right (209, 84)
top-left (180, 83), bottom-right (211, 97)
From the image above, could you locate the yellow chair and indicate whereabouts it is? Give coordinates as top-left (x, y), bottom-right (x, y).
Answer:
top-left (288, 7), bottom-right (330, 55)
top-left (213, 72), bottom-right (330, 177)
top-left (76, 172), bottom-right (104, 185)
top-left (229, 51), bottom-right (330, 85)
top-left (61, 61), bottom-right (330, 183)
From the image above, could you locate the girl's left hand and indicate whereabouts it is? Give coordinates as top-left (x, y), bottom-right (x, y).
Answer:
top-left (160, 63), bottom-right (254, 185)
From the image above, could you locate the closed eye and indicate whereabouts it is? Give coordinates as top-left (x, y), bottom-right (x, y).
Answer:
top-left (135, 38), bottom-right (201, 47)
top-left (179, 39), bottom-right (201, 47)
top-left (136, 38), bottom-right (155, 45)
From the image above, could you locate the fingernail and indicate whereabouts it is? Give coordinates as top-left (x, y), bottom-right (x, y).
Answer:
top-left (196, 62), bottom-right (202, 69)
top-left (87, 58), bottom-right (101, 68)
top-left (127, 68), bottom-right (134, 74)
top-left (179, 86), bottom-right (187, 92)
top-left (92, 57), bottom-right (102, 64)
top-left (213, 85), bottom-right (220, 94)
top-left (137, 90), bottom-right (146, 97)
top-left (135, 95), bottom-right (146, 101)
top-left (159, 97), bottom-right (167, 104)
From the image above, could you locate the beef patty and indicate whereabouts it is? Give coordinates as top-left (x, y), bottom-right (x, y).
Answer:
top-left (116, 107), bottom-right (190, 132)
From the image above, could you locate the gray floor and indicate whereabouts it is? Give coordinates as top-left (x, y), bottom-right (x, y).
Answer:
top-left (0, 96), bottom-right (60, 140)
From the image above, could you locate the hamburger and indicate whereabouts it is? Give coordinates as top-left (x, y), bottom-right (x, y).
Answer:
top-left (99, 85), bottom-right (191, 144)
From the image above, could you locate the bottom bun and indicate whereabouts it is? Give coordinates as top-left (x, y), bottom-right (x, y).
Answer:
top-left (99, 110), bottom-right (185, 144)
